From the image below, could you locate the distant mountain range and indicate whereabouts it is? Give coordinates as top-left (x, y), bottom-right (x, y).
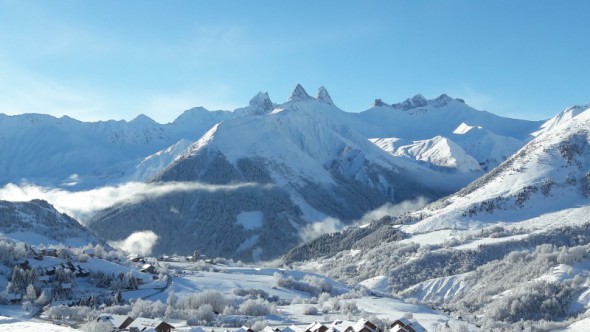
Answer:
top-left (82, 85), bottom-right (543, 260)
top-left (0, 84), bottom-right (551, 260)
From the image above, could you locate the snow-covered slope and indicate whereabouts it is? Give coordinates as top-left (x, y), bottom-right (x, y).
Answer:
top-left (357, 94), bottom-right (543, 141)
top-left (131, 139), bottom-right (194, 181)
top-left (531, 104), bottom-right (590, 138)
top-left (288, 104), bottom-right (590, 329)
top-left (0, 110), bottom-right (229, 189)
top-left (405, 105), bottom-right (590, 234)
top-left (87, 86), bottom-right (462, 261)
top-left (370, 136), bottom-right (483, 173)
top-left (450, 122), bottom-right (524, 170)
top-left (0, 199), bottom-right (101, 246)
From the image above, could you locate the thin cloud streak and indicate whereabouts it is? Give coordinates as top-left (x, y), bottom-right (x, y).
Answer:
top-left (0, 181), bottom-right (268, 221)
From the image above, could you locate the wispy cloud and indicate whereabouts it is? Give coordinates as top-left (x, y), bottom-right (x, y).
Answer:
top-left (111, 231), bottom-right (159, 256)
top-left (0, 182), bottom-right (267, 221)
top-left (354, 197), bottom-right (430, 226)
top-left (299, 197), bottom-right (429, 241)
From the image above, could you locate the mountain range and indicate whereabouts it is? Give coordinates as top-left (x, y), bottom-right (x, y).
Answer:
top-left (285, 103), bottom-right (590, 326)
top-left (0, 85), bottom-right (550, 260)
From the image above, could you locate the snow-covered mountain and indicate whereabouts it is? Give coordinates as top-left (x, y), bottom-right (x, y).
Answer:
top-left (370, 136), bottom-right (483, 173)
top-left (0, 199), bottom-right (102, 246)
top-left (87, 85), bottom-right (459, 261)
top-left (0, 110), bottom-right (230, 189)
top-left (287, 104), bottom-right (590, 328)
top-left (357, 94), bottom-right (542, 141)
top-left (0, 88), bottom-right (543, 190)
top-left (0, 84), bottom-right (550, 261)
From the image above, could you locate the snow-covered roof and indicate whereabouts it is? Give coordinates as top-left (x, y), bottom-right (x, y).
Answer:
top-left (390, 318), bottom-right (426, 332)
top-left (189, 327), bottom-right (206, 332)
top-left (128, 317), bottom-right (170, 329)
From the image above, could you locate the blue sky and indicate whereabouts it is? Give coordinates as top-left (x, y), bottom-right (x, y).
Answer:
top-left (0, 1), bottom-right (588, 123)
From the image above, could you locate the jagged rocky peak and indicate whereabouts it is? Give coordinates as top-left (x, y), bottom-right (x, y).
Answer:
top-left (289, 84), bottom-right (313, 102)
top-left (432, 93), bottom-right (454, 106)
top-left (249, 91), bottom-right (274, 111)
top-left (373, 98), bottom-right (389, 107)
top-left (392, 94), bottom-right (428, 110)
top-left (316, 86), bottom-right (334, 105)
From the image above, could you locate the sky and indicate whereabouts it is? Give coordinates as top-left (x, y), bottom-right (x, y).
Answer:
top-left (0, 0), bottom-right (588, 123)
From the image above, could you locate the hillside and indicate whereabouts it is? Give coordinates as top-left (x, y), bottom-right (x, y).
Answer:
top-left (86, 86), bottom-right (454, 261)
top-left (287, 104), bottom-right (590, 329)
top-left (0, 199), bottom-right (102, 246)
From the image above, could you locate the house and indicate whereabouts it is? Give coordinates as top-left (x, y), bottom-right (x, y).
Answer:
top-left (236, 326), bottom-right (255, 332)
top-left (6, 293), bottom-right (22, 304)
top-left (262, 327), bottom-right (281, 332)
top-left (129, 254), bottom-right (144, 262)
top-left (38, 275), bottom-right (51, 283)
top-left (390, 318), bottom-right (426, 332)
top-left (15, 258), bottom-right (30, 270)
top-left (76, 267), bottom-right (90, 277)
top-left (96, 314), bottom-right (134, 330)
top-left (83, 248), bottom-right (95, 257)
top-left (282, 326), bottom-right (304, 332)
top-left (351, 318), bottom-right (381, 332)
top-left (128, 317), bottom-right (175, 332)
top-left (306, 322), bottom-right (328, 332)
top-left (44, 266), bottom-right (56, 275)
top-left (42, 248), bottom-right (58, 257)
top-left (140, 263), bottom-right (157, 274)
top-left (188, 327), bottom-right (207, 332)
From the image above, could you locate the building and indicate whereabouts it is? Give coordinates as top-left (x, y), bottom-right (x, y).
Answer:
top-left (128, 317), bottom-right (175, 332)
top-left (96, 314), bottom-right (134, 330)
top-left (390, 318), bottom-right (426, 332)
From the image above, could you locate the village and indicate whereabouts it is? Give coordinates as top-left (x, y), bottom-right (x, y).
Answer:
top-left (94, 315), bottom-right (426, 332)
top-left (0, 239), bottom-right (451, 331)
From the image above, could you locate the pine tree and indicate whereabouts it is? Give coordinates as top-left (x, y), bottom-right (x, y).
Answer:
top-left (24, 284), bottom-right (37, 302)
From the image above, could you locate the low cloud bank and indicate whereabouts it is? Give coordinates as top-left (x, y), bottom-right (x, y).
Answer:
top-left (0, 181), bottom-right (266, 221)
top-left (300, 197), bottom-right (429, 241)
top-left (354, 196), bottom-right (430, 225)
top-left (110, 231), bottom-right (159, 255)
top-left (300, 217), bottom-right (345, 242)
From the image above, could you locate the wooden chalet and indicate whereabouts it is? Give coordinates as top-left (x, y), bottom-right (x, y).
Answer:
top-left (128, 317), bottom-right (175, 332)
top-left (236, 326), bottom-right (255, 332)
top-left (306, 322), bottom-right (328, 332)
top-left (390, 318), bottom-right (425, 332)
top-left (96, 314), bottom-right (134, 330)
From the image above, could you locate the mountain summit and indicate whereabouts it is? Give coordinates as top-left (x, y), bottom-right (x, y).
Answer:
top-left (289, 84), bottom-right (313, 102)
top-left (317, 86), bottom-right (334, 105)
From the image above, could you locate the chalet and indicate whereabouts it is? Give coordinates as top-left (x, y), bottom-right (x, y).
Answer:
top-left (306, 322), bottom-right (328, 332)
top-left (128, 317), bottom-right (175, 332)
top-left (188, 327), bottom-right (207, 332)
top-left (351, 318), bottom-right (381, 332)
top-left (38, 275), bottom-right (51, 283)
top-left (76, 267), bottom-right (90, 277)
top-left (96, 314), bottom-right (134, 330)
top-left (6, 293), bottom-right (22, 304)
top-left (390, 318), bottom-right (426, 332)
top-left (32, 251), bottom-right (43, 260)
top-left (236, 326), bottom-right (255, 332)
top-left (141, 263), bottom-right (157, 274)
top-left (83, 248), bottom-right (96, 257)
top-left (282, 326), bottom-right (303, 332)
top-left (158, 255), bottom-right (171, 262)
top-left (45, 266), bottom-right (57, 275)
top-left (262, 327), bottom-right (281, 332)
top-left (42, 248), bottom-right (58, 257)
top-left (129, 254), bottom-right (144, 262)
